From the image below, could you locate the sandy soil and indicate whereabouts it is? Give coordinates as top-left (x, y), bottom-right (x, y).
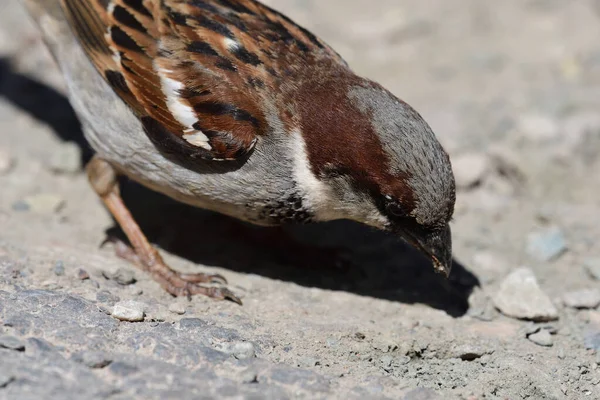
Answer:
top-left (1, 0), bottom-right (600, 399)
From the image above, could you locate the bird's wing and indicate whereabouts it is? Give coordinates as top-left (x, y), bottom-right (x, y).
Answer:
top-left (60, 0), bottom-right (347, 164)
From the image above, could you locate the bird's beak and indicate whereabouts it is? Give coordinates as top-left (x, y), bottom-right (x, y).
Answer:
top-left (401, 223), bottom-right (452, 277)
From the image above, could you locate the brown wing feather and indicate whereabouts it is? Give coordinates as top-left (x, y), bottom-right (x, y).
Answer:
top-left (61, 0), bottom-right (349, 163)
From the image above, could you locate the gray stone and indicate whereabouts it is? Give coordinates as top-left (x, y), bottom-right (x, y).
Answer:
top-left (48, 141), bottom-right (82, 174)
top-left (53, 260), bottom-right (65, 276)
top-left (239, 367), bottom-right (259, 384)
top-left (526, 227), bottom-right (567, 262)
top-left (102, 267), bottom-right (136, 285)
top-left (179, 318), bottom-right (208, 330)
top-left (77, 268), bottom-right (90, 280)
top-left (452, 152), bottom-right (490, 189)
top-left (26, 337), bottom-right (55, 353)
top-left (22, 193), bottom-right (66, 214)
top-left (584, 331), bottom-right (600, 350)
top-left (79, 351), bottom-right (112, 369)
top-left (0, 373), bottom-right (14, 388)
top-left (11, 200), bottom-right (30, 212)
top-left (562, 289), bottom-right (600, 309)
top-left (584, 258), bottom-right (600, 281)
top-left (528, 330), bottom-right (553, 347)
top-left (108, 361), bottom-right (139, 377)
top-left (112, 300), bottom-right (146, 322)
top-left (0, 335), bottom-right (25, 351)
top-left (493, 268), bottom-right (559, 321)
top-left (96, 290), bottom-right (120, 305)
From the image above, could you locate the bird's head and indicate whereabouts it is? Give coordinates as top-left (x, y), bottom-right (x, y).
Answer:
top-left (294, 75), bottom-right (456, 275)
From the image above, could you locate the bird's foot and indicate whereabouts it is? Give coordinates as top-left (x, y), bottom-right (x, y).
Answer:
top-left (105, 237), bottom-right (241, 303)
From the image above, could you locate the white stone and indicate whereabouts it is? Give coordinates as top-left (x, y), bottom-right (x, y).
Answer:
top-left (0, 148), bottom-right (14, 174)
top-left (493, 268), bottom-right (559, 321)
top-left (168, 302), bottom-right (186, 315)
top-left (518, 113), bottom-right (560, 140)
top-left (23, 193), bottom-right (65, 214)
top-left (112, 300), bottom-right (146, 322)
top-left (231, 341), bottom-right (256, 360)
top-left (48, 142), bottom-right (81, 174)
top-left (528, 330), bottom-right (553, 347)
top-left (584, 258), bottom-right (600, 281)
top-left (562, 289), bottom-right (600, 309)
top-left (452, 153), bottom-right (490, 189)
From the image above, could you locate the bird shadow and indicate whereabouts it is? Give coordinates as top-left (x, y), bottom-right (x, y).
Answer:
top-left (1, 57), bottom-right (480, 317)
top-left (0, 57), bottom-right (93, 164)
top-left (115, 172), bottom-right (479, 318)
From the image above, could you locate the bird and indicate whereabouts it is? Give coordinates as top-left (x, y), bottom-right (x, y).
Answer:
top-left (22, 0), bottom-right (456, 304)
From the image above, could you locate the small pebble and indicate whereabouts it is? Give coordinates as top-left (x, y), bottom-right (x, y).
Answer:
top-left (0, 374), bottom-right (14, 388)
top-left (0, 148), bottom-right (14, 174)
top-left (77, 268), bottom-right (90, 280)
top-left (396, 355), bottom-right (411, 365)
top-left (325, 337), bottom-right (338, 348)
top-left (403, 387), bottom-right (441, 400)
top-left (563, 289), bottom-right (600, 309)
top-left (584, 258), bottom-right (600, 281)
top-left (0, 335), bottom-right (25, 351)
top-left (518, 113), bottom-right (560, 141)
top-left (231, 341), bottom-right (256, 360)
top-left (493, 268), bottom-right (559, 321)
top-left (11, 200), bottom-right (29, 212)
top-left (27, 337), bottom-right (54, 354)
top-left (528, 330), bottom-right (553, 347)
top-left (53, 260), bottom-right (65, 276)
top-left (80, 351), bottom-right (112, 369)
top-left (96, 290), bottom-right (120, 305)
top-left (297, 356), bottom-right (319, 368)
top-left (48, 141), bottom-right (82, 174)
top-left (168, 302), bottom-right (186, 315)
top-left (471, 251), bottom-right (509, 283)
top-left (526, 226), bottom-right (567, 262)
top-left (584, 331), bottom-right (600, 351)
top-left (450, 344), bottom-right (492, 361)
top-left (452, 152), bottom-right (490, 189)
top-left (239, 367), bottom-right (258, 384)
top-left (128, 286), bottom-right (143, 296)
top-left (112, 300), bottom-right (146, 322)
top-left (22, 193), bottom-right (65, 214)
top-left (102, 267), bottom-right (136, 285)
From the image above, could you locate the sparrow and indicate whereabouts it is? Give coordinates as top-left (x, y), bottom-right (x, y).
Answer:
top-left (22, 0), bottom-right (456, 304)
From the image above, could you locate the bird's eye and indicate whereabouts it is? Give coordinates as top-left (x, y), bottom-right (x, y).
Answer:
top-left (386, 202), bottom-right (406, 217)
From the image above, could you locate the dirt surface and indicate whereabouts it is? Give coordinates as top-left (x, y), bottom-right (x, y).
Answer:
top-left (1, 0), bottom-right (600, 399)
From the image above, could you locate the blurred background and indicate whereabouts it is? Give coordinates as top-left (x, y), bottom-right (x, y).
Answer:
top-left (1, 0), bottom-right (600, 398)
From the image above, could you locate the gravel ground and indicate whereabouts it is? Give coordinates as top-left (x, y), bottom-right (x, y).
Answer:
top-left (1, 0), bottom-right (600, 399)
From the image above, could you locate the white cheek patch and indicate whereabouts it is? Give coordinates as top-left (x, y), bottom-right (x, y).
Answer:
top-left (154, 64), bottom-right (212, 151)
top-left (289, 130), bottom-right (389, 226)
top-left (289, 129), bottom-right (336, 218)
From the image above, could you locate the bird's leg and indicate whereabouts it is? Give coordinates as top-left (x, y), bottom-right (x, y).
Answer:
top-left (86, 156), bottom-right (241, 304)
